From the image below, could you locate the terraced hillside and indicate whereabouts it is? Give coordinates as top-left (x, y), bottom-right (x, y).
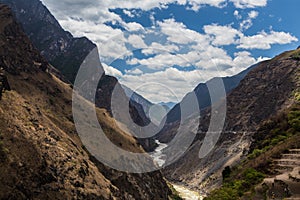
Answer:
top-left (263, 149), bottom-right (300, 200)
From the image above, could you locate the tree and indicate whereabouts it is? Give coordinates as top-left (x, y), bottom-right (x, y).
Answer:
top-left (222, 166), bottom-right (231, 180)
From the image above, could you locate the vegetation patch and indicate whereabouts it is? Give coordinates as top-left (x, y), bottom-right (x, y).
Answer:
top-left (204, 168), bottom-right (265, 200)
top-left (295, 92), bottom-right (300, 102)
top-left (248, 99), bottom-right (300, 161)
top-left (288, 108), bottom-right (300, 131)
top-left (291, 51), bottom-right (300, 60)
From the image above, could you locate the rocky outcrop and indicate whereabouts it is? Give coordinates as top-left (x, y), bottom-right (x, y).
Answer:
top-left (0, 4), bottom-right (172, 199)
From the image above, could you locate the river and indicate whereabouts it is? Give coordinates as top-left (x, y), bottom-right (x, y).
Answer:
top-left (150, 141), bottom-right (203, 199)
top-left (150, 140), bottom-right (168, 167)
top-left (172, 184), bottom-right (203, 200)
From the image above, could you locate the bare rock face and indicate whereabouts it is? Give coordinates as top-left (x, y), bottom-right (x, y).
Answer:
top-left (0, 4), bottom-right (172, 199)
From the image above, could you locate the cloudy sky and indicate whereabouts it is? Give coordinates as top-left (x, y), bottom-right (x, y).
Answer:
top-left (41, 0), bottom-right (299, 103)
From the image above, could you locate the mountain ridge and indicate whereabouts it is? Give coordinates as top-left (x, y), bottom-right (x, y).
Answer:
top-left (157, 64), bottom-right (257, 143)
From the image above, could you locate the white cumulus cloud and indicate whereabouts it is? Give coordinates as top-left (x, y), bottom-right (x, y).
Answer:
top-left (230, 0), bottom-right (268, 9)
top-left (141, 42), bottom-right (179, 55)
top-left (158, 19), bottom-right (210, 46)
top-left (123, 9), bottom-right (134, 18)
top-left (127, 34), bottom-right (147, 49)
top-left (238, 31), bottom-right (298, 49)
top-left (204, 24), bottom-right (242, 46)
top-left (248, 10), bottom-right (259, 19)
top-left (234, 10), bottom-right (242, 19)
top-left (103, 63), bottom-right (123, 78)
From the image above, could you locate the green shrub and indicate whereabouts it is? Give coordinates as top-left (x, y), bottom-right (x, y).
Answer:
top-left (295, 92), bottom-right (300, 102)
top-left (243, 168), bottom-right (265, 186)
top-left (288, 110), bottom-right (300, 131)
top-left (270, 135), bottom-right (287, 146)
top-left (222, 166), bottom-right (232, 180)
top-left (248, 149), bottom-right (263, 159)
top-left (291, 52), bottom-right (300, 60)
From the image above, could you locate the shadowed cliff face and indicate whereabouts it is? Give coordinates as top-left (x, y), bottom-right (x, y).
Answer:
top-left (0, 5), bottom-right (172, 199)
top-left (161, 49), bottom-right (299, 192)
top-left (0, 0), bottom-right (96, 83)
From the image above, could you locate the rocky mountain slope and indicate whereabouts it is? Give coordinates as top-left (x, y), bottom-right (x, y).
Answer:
top-left (122, 85), bottom-right (154, 118)
top-left (0, 4), bottom-right (173, 199)
top-left (162, 48), bottom-right (300, 194)
top-left (1, 0), bottom-right (154, 150)
top-left (157, 64), bottom-right (256, 142)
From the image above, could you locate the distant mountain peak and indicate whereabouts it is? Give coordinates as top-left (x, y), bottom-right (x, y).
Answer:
top-left (158, 102), bottom-right (176, 111)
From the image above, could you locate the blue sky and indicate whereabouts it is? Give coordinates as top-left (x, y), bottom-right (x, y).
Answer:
top-left (41, 0), bottom-right (299, 103)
